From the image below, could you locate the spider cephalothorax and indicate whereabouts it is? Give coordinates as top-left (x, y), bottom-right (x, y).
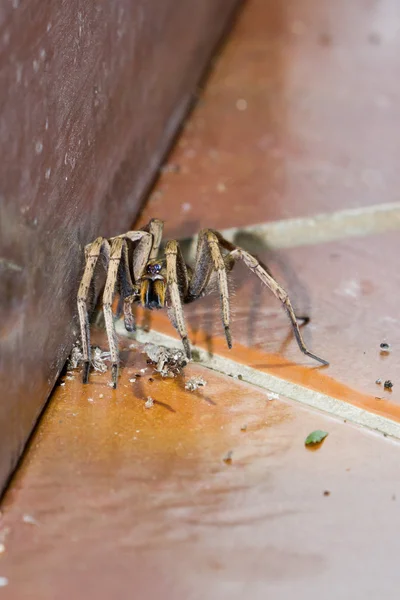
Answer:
top-left (77, 218), bottom-right (328, 388)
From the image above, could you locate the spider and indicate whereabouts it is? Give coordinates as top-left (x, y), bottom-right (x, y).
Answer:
top-left (77, 218), bottom-right (328, 388)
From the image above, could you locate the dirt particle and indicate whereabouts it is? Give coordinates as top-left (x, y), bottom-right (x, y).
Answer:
top-left (323, 490), bottom-right (331, 496)
top-left (223, 450), bottom-right (233, 464)
top-left (185, 376), bottom-right (207, 391)
top-left (384, 380), bottom-right (393, 390)
top-left (145, 397), bottom-right (154, 409)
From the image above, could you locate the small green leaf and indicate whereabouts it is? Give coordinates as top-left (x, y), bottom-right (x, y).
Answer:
top-left (305, 430), bottom-right (329, 446)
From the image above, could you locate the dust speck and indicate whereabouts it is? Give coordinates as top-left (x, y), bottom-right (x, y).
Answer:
top-left (145, 397), bottom-right (154, 409)
top-left (236, 98), bottom-right (248, 111)
top-left (223, 450), bottom-right (233, 464)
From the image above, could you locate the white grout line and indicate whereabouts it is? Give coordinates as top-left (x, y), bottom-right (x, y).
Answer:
top-left (117, 322), bottom-right (400, 441)
top-left (180, 202), bottom-right (400, 256)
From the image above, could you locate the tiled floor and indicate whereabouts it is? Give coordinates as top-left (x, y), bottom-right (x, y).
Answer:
top-left (2, 0), bottom-right (400, 597)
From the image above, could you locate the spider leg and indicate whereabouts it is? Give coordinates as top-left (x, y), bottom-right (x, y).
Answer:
top-left (113, 230), bottom-right (153, 282)
top-left (77, 237), bottom-right (110, 383)
top-left (218, 240), bottom-right (328, 366)
top-left (103, 237), bottom-right (125, 388)
top-left (118, 240), bottom-right (139, 333)
top-left (165, 240), bottom-right (191, 359)
top-left (143, 218), bottom-right (164, 260)
top-left (188, 230), bottom-right (232, 349)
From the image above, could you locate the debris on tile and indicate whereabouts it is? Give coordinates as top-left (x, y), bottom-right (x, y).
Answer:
top-left (323, 490), bottom-right (331, 497)
top-left (375, 378), bottom-right (382, 385)
top-left (140, 368), bottom-right (147, 374)
top-left (182, 202), bottom-right (191, 212)
top-left (144, 343), bottom-right (188, 378)
top-left (185, 376), bottom-right (207, 391)
top-left (267, 392), bottom-right (279, 401)
top-left (380, 342), bottom-right (391, 353)
top-left (99, 394), bottom-right (104, 399)
top-left (237, 374), bottom-right (243, 381)
top-left (145, 397), bottom-right (154, 409)
top-left (384, 380), bottom-right (393, 390)
top-left (88, 398), bottom-right (94, 403)
top-left (240, 424), bottom-right (248, 432)
top-left (66, 375), bottom-right (75, 381)
top-left (60, 382), bottom-right (65, 386)
top-left (129, 343), bottom-right (136, 349)
top-left (375, 396), bottom-right (383, 400)
top-left (148, 377), bottom-right (154, 382)
top-left (305, 430), bottom-right (329, 446)
top-left (22, 514), bottom-right (39, 526)
top-left (91, 347), bottom-right (111, 373)
top-left (0, 577), bottom-right (8, 587)
top-left (223, 450), bottom-right (233, 464)
top-left (67, 341), bottom-right (83, 370)
top-left (129, 378), bottom-right (136, 383)
top-left (67, 342), bottom-right (110, 373)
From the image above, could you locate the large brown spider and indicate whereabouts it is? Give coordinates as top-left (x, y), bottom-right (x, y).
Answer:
top-left (77, 218), bottom-right (328, 388)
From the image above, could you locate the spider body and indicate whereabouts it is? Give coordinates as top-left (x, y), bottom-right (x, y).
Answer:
top-left (77, 218), bottom-right (328, 388)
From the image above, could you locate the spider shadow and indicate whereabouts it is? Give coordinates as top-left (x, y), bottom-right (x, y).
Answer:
top-left (126, 362), bottom-right (177, 413)
top-left (231, 230), bottom-right (314, 355)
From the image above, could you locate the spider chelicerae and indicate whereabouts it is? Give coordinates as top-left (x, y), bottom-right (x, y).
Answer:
top-left (77, 218), bottom-right (328, 388)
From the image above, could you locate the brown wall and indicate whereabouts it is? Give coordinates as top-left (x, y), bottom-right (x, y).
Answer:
top-left (0, 0), bottom-right (240, 493)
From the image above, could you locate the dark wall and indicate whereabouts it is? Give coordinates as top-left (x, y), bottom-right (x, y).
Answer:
top-left (0, 0), bottom-right (240, 492)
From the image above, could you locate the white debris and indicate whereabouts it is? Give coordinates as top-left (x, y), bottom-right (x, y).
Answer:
top-left (22, 514), bottom-right (39, 526)
top-left (267, 392), bottom-right (279, 401)
top-left (91, 347), bottom-right (110, 373)
top-left (144, 343), bottom-right (188, 378)
top-left (67, 342), bottom-right (83, 370)
top-left (140, 368), bottom-right (147, 374)
top-left (99, 394), bottom-right (104, 399)
top-left (185, 376), bottom-right (207, 392)
top-left (67, 342), bottom-right (111, 373)
top-left (0, 577), bottom-right (8, 587)
top-left (145, 397), bottom-right (154, 409)
top-left (88, 398), bottom-right (94, 403)
top-left (0, 543), bottom-right (5, 554)
top-left (129, 378), bottom-right (136, 383)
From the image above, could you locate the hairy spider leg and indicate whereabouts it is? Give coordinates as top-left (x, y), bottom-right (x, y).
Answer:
top-left (217, 235), bottom-right (329, 366)
top-left (165, 239), bottom-right (191, 359)
top-left (77, 237), bottom-right (111, 383)
top-left (188, 229), bottom-right (232, 349)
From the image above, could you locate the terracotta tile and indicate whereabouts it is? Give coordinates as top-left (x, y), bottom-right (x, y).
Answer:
top-left (138, 0), bottom-right (400, 238)
top-left (1, 331), bottom-right (400, 599)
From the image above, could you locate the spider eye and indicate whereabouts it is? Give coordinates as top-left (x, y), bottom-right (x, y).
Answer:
top-left (147, 263), bottom-right (161, 275)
